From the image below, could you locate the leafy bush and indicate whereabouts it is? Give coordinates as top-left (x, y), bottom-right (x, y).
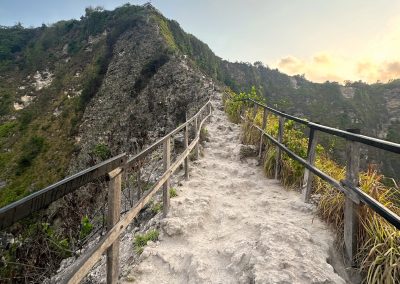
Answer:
top-left (133, 229), bottom-right (159, 254)
top-left (92, 143), bottom-right (111, 160)
top-left (0, 121), bottom-right (17, 138)
top-left (224, 86), bottom-right (265, 123)
top-left (79, 215), bottom-right (93, 240)
top-left (16, 136), bottom-right (45, 175)
top-left (169, 187), bottom-right (177, 198)
top-left (150, 201), bottom-right (163, 214)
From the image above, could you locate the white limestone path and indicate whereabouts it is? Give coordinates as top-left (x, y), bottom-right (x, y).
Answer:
top-left (124, 93), bottom-right (345, 284)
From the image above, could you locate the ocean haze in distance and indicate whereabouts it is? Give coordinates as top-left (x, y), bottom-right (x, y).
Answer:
top-left (1, 0), bottom-right (400, 83)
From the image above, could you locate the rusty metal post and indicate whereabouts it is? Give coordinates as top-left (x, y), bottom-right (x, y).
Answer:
top-left (343, 129), bottom-right (361, 267)
top-left (302, 128), bottom-right (318, 203)
top-left (259, 107), bottom-right (268, 158)
top-left (275, 116), bottom-right (284, 179)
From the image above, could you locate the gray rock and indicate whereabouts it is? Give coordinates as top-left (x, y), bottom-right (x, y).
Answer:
top-left (239, 145), bottom-right (258, 160)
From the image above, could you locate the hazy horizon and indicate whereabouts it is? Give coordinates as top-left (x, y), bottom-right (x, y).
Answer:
top-left (1, 1), bottom-right (400, 84)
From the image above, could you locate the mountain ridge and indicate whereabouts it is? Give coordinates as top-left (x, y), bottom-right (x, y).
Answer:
top-left (0, 3), bottom-right (399, 207)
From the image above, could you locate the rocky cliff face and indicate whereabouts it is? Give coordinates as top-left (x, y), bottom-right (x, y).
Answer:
top-left (70, 16), bottom-right (211, 172)
top-left (0, 4), bottom-right (213, 205)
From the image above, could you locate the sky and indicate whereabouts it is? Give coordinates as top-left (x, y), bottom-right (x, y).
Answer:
top-left (1, 0), bottom-right (400, 83)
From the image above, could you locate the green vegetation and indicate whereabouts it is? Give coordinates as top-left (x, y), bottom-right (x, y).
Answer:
top-left (79, 215), bottom-right (94, 240)
top-left (225, 89), bottom-right (400, 283)
top-left (0, 121), bottom-right (17, 140)
top-left (169, 187), bottom-right (177, 198)
top-left (133, 229), bottom-right (159, 254)
top-left (0, 4), bottom-right (150, 207)
top-left (92, 143), bottom-right (111, 160)
top-left (199, 127), bottom-right (209, 142)
top-left (0, 222), bottom-right (73, 282)
top-left (16, 136), bottom-right (45, 175)
top-left (150, 201), bottom-right (163, 214)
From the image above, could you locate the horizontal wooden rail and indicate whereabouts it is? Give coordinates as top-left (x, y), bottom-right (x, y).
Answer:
top-left (0, 97), bottom-right (212, 283)
top-left (62, 102), bottom-right (212, 283)
top-left (126, 100), bottom-right (211, 168)
top-left (0, 153), bottom-right (127, 230)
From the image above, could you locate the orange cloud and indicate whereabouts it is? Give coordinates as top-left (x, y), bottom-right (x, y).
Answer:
top-left (274, 15), bottom-right (400, 83)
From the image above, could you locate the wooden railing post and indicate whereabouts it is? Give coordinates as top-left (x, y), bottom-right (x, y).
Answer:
top-left (137, 165), bottom-right (142, 200)
top-left (302, 128), bottom-right (318, 203)
top-left (163, 136), bottom-right (171, 217)
top-left (275, 116), bottom-right (284, 179)
top-left (194, 116), bottom-right (200, 160)
top-left (107, 167), bottom-right (123, 284)
top-left (184, 114), bottom-right (189, 180)
top-left (208, 103), bottom-right (212, 122)
top-left (259, 107), bottom-right (268, 158)
top-left (344, 128), bottom-right (361, 266)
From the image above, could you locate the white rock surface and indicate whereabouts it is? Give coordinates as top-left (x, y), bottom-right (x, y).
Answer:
top-left (123, 93), bottom-right (345, 284)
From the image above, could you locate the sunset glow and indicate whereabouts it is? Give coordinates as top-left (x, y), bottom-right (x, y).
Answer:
top-left (276, 15), bottom-right (400, 83)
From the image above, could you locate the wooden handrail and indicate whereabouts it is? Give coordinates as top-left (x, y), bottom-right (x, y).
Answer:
top-left (62, 100), bottom-right (212, 283)
top-left (0, 153), bottom-right (127, 230)
top-left (0, 98), bottom-right (212, 283)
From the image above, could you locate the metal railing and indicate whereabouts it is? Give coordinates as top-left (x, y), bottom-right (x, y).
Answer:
top-left (0, 99), bottom-right (213, 283)
top-left (240, 97), bottom-right (400, 266)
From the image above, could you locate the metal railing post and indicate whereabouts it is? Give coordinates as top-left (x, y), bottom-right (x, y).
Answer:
top-left (302, 128), bottom-right (318, 203)
top-left (106, 167), bottom-right (123, 284)
top-left (275, 116), bottom-right (284, 179)
top-left (344, 128), bottom-right (361, 267)
top-left (163, 136), bottom-right (171, 217)
top-left (253, 103), bottom-right (258, 121)
top-left (259, 107), bottom-right (268, 158)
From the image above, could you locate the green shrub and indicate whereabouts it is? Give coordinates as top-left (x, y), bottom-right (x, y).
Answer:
top-left (133, 229), bottom-right (159, 254)
top-left (0, 121), bottom-right (17, 138)
top-left (151, 201), bottom-right (163, 214)
top-left (200, 127), bottom-right (208, 142)
top-left (16, 136), bottom-right (45, 175)
top-left (92, 143), bottom-right (111, 160)
top-left (169, 187), bottom-right (177, 198)
top-left (79, 215), bottom-right (93, 240)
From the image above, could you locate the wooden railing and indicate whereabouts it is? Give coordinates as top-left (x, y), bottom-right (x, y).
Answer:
top-left (239, 98), bottom-right (400, 266)
top-left (0, 99), bottom-right (212, 283)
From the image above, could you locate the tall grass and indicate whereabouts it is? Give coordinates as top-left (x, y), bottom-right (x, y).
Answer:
top-left (224, 89), bottom-right (400, 284)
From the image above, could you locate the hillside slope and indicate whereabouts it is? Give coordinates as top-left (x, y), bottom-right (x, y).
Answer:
top-left (0, 4), bottom-right (212, 206)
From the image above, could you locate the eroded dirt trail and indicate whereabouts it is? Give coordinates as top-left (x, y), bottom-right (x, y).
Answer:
top-left (124, 94), bottom-right (345, 284)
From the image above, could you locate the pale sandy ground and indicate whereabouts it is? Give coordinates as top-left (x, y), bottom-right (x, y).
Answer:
top-left (123, 93), bottom-right (345, 284)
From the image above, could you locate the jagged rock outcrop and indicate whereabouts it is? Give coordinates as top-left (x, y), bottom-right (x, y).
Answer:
top-left (71, 18), bottom-right (212, 171)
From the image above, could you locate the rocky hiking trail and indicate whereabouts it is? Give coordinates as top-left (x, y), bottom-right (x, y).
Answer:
top-left (123, 94), bottom-right (346, 284)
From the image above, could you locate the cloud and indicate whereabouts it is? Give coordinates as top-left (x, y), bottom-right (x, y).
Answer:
top-left (277, 53), bottom-right (353, 83)
top-left (313, 53), bottom-right (331, 65)
top-left (276, 53), bottom-right (400, 84)
top-left (277, 56), bottom-right (305, 74)
top-left (274, 15), bottom-right (400, 83)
